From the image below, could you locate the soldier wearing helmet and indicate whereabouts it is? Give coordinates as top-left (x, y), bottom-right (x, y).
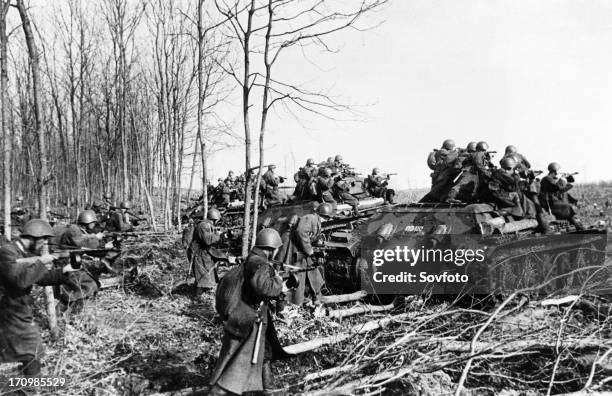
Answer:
top-left (466, 142), bottom-right (477, 153)
top-left (53, 210), bottom-right (116, 305)
top-left (366, 168), bottom-right (396, 204)
top-left (105, 201), bottom-right (135, 232)
top-left (483, 156), bottom-right (527, 217)
top-left (426, 140), bottom-right (460, 196)
top-left (0, 219), bottom-right (76, 375)
top-left (294, 158), bottom-right (319, 200)
top-left (277, 203), bottom-right (334, 307)
top-left (214, 178), bottom-right (232, 207)
top-left (210, 227), bottom-right (293, 395)
top-left (261, 164), bottom-right (288, 208)
top-left (189, 207), bottom-right (225, 295)
top-left (540, 162), bottom-right (582, 230)
top-left (316, 167), bottom-right (337, 205)
top-left (502, 145), bottom-right (531, 173)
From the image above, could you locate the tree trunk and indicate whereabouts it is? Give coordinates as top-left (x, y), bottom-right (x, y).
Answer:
top-left (1, 0), bottom-right (10, 240)
top-left (251, 0), bottom-right (274, 246)
top-left (16, 0), bottom-right (57, 336)
top-left (197, 0), bottom-right (207, 218)
top-left (241, 0), bottom-right (256, 258)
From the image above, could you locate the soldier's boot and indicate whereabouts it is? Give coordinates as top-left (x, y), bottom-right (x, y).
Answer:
top-left (262, 362), bottom-right (277, 395)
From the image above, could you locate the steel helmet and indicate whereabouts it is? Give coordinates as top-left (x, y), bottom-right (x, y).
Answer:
top-left (476, 141), bottom-right (489, 151)
top-left (228, 171), bottom-right (234, 176)
top-left (316, 203), bottom-right (334, 217)
top-left (77, 210), bottom-right (98, 225)
top-left (119, 201), bottom-right (132, 209)
top-left (306, 158), bottom-right (315, 166)
top-left (21, 219), bottom-right (54, 238)
top-left (207, 207), bottom-right (221, 221)
top-left (372, 167), bottom-right (380, 175)
top-left (334, 155), bottom-right (343, 162)
top-left (254, 228), bottom-right (283, 249)
top-left (548, 162), bottom-right (561, 173)
top-left (499, 156), bottom-right (516, 170)
top-left (466, 142), bottom-right (477, 152)
top-left (324, 168), bottom-right (333, 177)
top-left (505, 145), bottom-right (517, 155)
top-left (103, 192), bottom-right (113, 200)
top-left (442, 139), bottom-right (455, 150)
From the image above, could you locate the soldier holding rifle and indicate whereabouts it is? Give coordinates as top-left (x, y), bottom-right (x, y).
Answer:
top-left (210, 228), bottom-right (293, 396)
top-left (366, 167), bottom-right (396, 204)
top-left (540, 162), bottom-right (583, 230)
top-left (0, 220), bottom-right (77, 375)
top-left (277, 203), bottom-right (334, 306)
top-left (51, 210), bottom-right (116, 306)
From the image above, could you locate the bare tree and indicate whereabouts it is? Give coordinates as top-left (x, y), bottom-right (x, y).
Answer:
top-left (216, 0), bottom-right (387, 252)
top-left (1, 0), bottom-right (9, 240)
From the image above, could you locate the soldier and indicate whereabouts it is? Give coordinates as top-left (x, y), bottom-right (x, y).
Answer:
top-left (280, 203), bottom-right (333, 306)
top-left (316, 167), bottom-right (336, 205)
top-left (189, 208), bottom-right (224, 296)
top-left (294, 158), bottom-right (318, 201)
top-left (332, 175), bottom-right (359, 215)
top-left (366, 168), bottom-right (396, 203)
top-left (262, 165), bottom-right (287, 207)
top-left (106, 201), bottom-right (135, 232)
top-left (209, 228), bottom-right (292, 395)
top-left (485, 157), bottom-right (524, 217)
top-left (540, 162), bottom-right (583, 229)
top-left (0, 219), bottom-right (76, 375)
top-left (224, 171), bottom-right (236, 186)
top-left (52, 210), bottom-right (115, 306)
top-left (421, 139), bottom-right (460, 202)
top-left (214, 178), bottom-right (232, 206)
top-left (504, 145), bottom-right (531, 170)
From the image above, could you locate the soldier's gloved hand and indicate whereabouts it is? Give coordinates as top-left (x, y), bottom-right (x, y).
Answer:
top-left (567, 175), bottom-right (575, 183)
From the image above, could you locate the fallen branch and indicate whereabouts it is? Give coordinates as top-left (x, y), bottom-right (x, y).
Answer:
top-left (285, 312), bottom-right (413, 355)
top-left (300, 366), bottom-right (413, 396)
top-left (324, 303), bottom-right (395, 320)
top-left (320, 290), bottom-right (367, 304)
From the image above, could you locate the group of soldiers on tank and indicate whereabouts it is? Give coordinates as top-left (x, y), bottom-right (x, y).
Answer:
top-left (204, 154), bottom-right (396, 216)
top-left (422, 139), bottom-right (583, 231)
top-left (0, 192), bottom-right (141, 377)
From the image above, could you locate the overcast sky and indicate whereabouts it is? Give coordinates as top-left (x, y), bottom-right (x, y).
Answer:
top-left (203, 0), bottom-right (612, 189)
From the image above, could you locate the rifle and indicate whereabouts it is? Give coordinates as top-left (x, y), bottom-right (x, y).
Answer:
top-left (383, 173), bottom-right (398, 179)
top-left (48, 211), bottom-right (71, 219)
top-left (560, 172), bottom-right (579, 178)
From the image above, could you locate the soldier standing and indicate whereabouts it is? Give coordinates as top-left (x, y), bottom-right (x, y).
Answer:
top-left (189, 208), bottom-right (223, 296)
top-left (106, 201), bottom-right (135, 232)
top-left (209, 228), bottom-right (291, 395)
top-left (0, 220), bottom-right (76, 375)
top-left (279, 203), bottom-right (333, 306)
top-left (366, 168), bottom-right (396, 203)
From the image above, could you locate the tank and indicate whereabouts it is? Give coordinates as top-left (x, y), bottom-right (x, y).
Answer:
top-left (355, 202), bottom-right (609, 297)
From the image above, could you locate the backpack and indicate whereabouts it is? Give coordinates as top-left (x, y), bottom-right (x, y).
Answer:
top-left (215, 264), bottom-right (244, 321)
